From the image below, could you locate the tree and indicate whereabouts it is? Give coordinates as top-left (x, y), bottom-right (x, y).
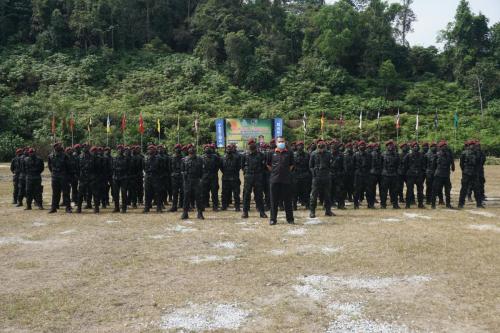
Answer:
top-left (393, 0), bottom-right (416, 47)
top-left (378, 59), bottom-right (399, 99)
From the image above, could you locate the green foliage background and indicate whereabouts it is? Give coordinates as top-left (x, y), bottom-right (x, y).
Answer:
top-left (0, 0), bottom-right (499, 159)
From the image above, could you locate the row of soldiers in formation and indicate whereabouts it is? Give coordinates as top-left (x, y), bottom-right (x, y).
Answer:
top-left (10, 137), bottom-right (486, 220)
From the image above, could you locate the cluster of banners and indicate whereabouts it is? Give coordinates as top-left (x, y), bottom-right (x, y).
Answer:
top-left (216, 118), bottom-right (283, 148)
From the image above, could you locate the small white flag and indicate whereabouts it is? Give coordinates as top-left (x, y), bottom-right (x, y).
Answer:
top-left (415, 111), bottom-right (419, 131)
top-left (359, 110), bottom-right (362, 129)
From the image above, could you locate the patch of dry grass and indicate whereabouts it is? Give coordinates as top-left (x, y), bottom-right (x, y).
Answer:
top-left (0, 164), bottom-right (498, 332)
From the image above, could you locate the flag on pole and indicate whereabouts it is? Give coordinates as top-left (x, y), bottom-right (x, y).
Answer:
top-left (377, 110), bottom-right (380, 127)
top-left (157, 118), bottom-right (161, 133)
top-left (177, 113), bottom-right (180, 131)
top-left (139, 113), bottom-right (145, 134)
top-left (302, 112), bottom-right (307, 133)
top-left (453, 111), bottom-right (459, 129)
top-left (51, 114), bottom-right (56, 135)
top-left (88, 116), bottom-right (92, 132)
top-left (415, 111), bottom-right (419, 131)
top-left (106, 115), bottom-right (111, 134)
top-left (320, 112), bottom-right (325, 131)
top-left (121, 114), bottom-right (126, 132)
top-left (433, 110), bottom-right (438, 129)
top-left (69, 113), bottom-right (75, 133)
top-left (396, 109), bottom-right (401, 129)
top-left (358, 110), bottom-right (362, 129)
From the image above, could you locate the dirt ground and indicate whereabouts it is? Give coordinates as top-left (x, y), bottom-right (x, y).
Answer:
top-left (0, 163), bottom-right (498, 333)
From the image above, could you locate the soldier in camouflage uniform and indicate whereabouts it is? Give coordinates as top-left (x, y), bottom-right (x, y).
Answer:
top-left (16, 148), bottom-right (28, 207)
top-left (157, 145), bottom-right (170, 208)
top-left (128, 145), bottom-right (143, 209)
top-left (65, 146), bottom-right (79, 205)
top-left (241, 139), bottom-right (267, 218)
top-left (309, 140), bottom-right (334, 218)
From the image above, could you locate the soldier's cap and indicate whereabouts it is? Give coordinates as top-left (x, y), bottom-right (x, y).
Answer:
top-left (316, 139), bottom-right (325, 144)
top-left (53, 142), bottom-right (62, 148)
top-left (73, 144), bottom-right (81, 149)
top-left (65, 147), bottom-right (73, 152)
top-left (90, 146), bottom-right (98, 152)
top-left (430, 142), bottom-right (437, 147)
top-left (147, 144), bottom-right (157, 150)
top-left (399, 142), bottom-right (407, 148)
top-left (210, 143), bottom-right (216, 148)
top-left (117, 144), bottom-right (124, 150)
top-left (345, 142), bottom-right (352, 148)
top-left (385, 140), bottom-right (395, 146)
top-left (412, 142), bottom-right (419, 147)
top-left (97, 146), bottom-right (103, 151)
top-left (16, 148), bottom-right (23, 154)
top-left (270, 139), bottom-right (276, 144)
top-left (437, 141), bottom-right (447, 147)
top-left (422, 142), bottom-right (429, 147)
top-left (28, 148), bottom-right (35, 154)
top-left (186, 143), bottom-right (194, 149)
top-left (174, 143), bottom-right (182, 149)
top-left (296, 141), bottom-right (304, 145)
top-left (358, 140), bottom-right (366, 146)
top-left (247, 138), bottom-right (256, 145)
top-left (104, 147), bottom-right (111, 151)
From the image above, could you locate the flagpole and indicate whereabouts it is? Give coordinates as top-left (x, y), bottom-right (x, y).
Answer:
top-left (177, 112), bottom-right (180, 144)
top-left (340, 112), bottom-right (344, 143)
top-left (377, 110), bottom-right (381, 142)
top-left (70, 113), bottom-right (74, 147)
top-left (195, 113), bottom-right (199, 154)
top-left (416, 109), bottom-right (419, 143)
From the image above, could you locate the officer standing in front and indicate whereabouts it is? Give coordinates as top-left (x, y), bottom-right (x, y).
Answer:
top-left (48, 143), bottom-right (72, 213)
top-left (181, 144), bottom-right (205, 220)
top-left (241, 138), bottom-right (267, 219)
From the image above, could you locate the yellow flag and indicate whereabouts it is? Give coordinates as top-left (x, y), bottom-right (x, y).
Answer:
top-left (157, 118), bottom-right (161, 133)
top-left (320, 112), bottom-right (325, 131)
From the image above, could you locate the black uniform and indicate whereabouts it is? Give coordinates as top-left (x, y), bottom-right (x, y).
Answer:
top-left (112, 152), bottom-right (130, 212)
top-left (24, 153), bottom-right (44, 209)
top-left (268, 148), bottom-right (294, 223)
top-left (17, 152), bottom-right (27, 206)
top-left (158, 149), bottom-right (170, 206)
top-left (432, 146), bottom-right (454, 208)
top-left (201, 150), bottom-right (220, 210)
top-left (380, 147), bottom-right (400, 208)
top-left (67, 151), bottom-right (79, 204)
top-left (77, 150), bottom-right (100, 213)
top-left (293, 149), bottom-right (311, 209)
top-left (403, 146), bottom-right (426, 208)
top-left (458, 147), bottom-right (481, 207)
top-left (241, 149), bottom-right (266, 215)
top-left (129, 150), bottom-right (144, 208)
top-left (343, 148), bottom-right (355, 201)
top-left (309, 149), bottom-right (333, 215)
top-left (181, 154), bottom-right (204, 217)
top-left (48, 150), bottom-right (72, 212)
top-left (144, 152), bottom-right (162, 212)
top-left (424, 147), bottom-right (443, 205)
top-left (473, 145), bottom-right (486, 204)
top-left (331, 148), bottom-right (345, 209)
top-left (221, 150), bottom-right (241, 211)
top-left (368, 147), bottom-right (382, 208)
top-left (10, 154), bottom-right (22, 204)
top-left (101, 151), bottom-right (113, 207)
top-left (398, 146), bottom-right (410, 203)
top-left (353, 147), bottom-right (371, 209)
top-left (170, 151), bottom-right (184, 211)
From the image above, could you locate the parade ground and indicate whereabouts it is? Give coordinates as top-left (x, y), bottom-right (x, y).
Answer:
top-left (0, 163), bottom-right (498, 333)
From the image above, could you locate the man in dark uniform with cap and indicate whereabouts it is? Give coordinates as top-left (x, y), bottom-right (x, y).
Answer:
top-left (24, 148), bottom-right (45, 210)
top-left (330, 140), bottom-right (345, 210)
top-left (221, 144), bottom-right (241, 211)
top-left (380, 140), bottom-right (400, 209)
top-left (48, 142), bottom-right (72, 213)
top-left (10, 148), bottom-right (23, 205)
top-left (143, 145), bottom-right (162, 213)
top-left (343, 142), bottom-right (355, 202)
top-left (292, 141), bottom-right (311, 210)
top-left (403, 142), bottom-right (426, 208)
top-left (353, 141), bottom-right (371, 209)
top-left (169, 144), bottom-right (184, 212)
top-left (16, 148), bottom-right (28, 207)
top-left (309, 139), bottom-right (334, 218)
top-left (241, 138), bottom-right (267, 218)
top-left (458, 140), bottom-right (483, 208)
top-left (432, 141), bottom-right (455, 209)
top-left (76, 145), bottom-right (97, 213)
top-left (181, 144), bottom-right (205, 219)
top-left (398, 142), bottom-right (409, 203)
top-left (267, 136), bottom-right (294, 225)
top-left (65, 146), bottom-right (79, 205)
top-left (201, 143), bottom-right (221, 211)
top-left (112, 145), bottom-right (129, 213)
top-left (368, 142), bottom-right (382, 209)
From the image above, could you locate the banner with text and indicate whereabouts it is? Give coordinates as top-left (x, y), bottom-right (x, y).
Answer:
top-left (225, 118), bottom-right (273, 149)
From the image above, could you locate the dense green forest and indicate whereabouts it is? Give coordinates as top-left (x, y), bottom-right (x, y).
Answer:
top-left (0, 0), bottom-right (499, 159)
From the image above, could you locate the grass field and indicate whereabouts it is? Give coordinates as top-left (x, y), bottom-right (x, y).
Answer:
top-left (0, 163), bottom-right (498, 332)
